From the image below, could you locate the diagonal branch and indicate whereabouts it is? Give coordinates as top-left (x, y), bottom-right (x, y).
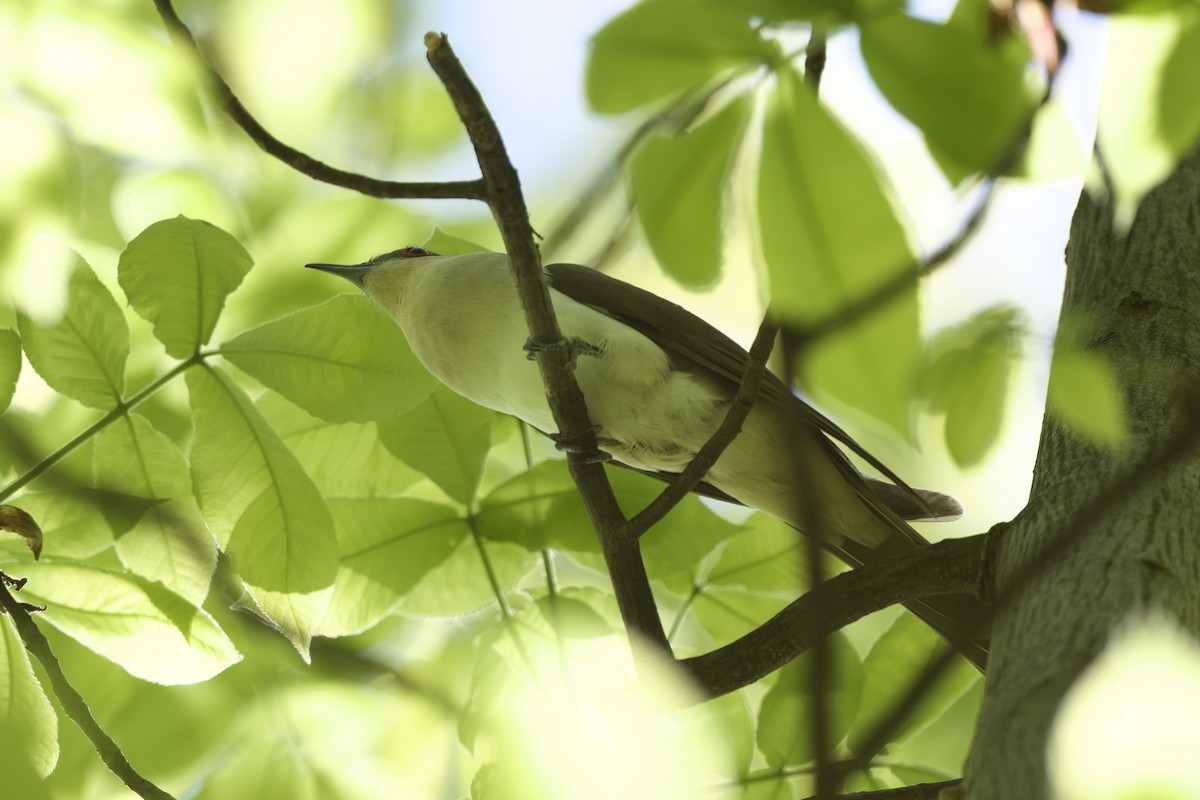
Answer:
top-left (150, 0), bottom-right (485, 201)
top-left (679, 534), bottom-right (987, 700)
top-left (421, 33), bottom-right (669, 656)
top-left (0, 575), bottom-right (176, 800)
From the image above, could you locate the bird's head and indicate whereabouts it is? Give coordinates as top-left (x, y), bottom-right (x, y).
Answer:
top-left (305, 246), bottom-right (438, 289)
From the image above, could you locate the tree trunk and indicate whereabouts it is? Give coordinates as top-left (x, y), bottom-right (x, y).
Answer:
top-left (965, 151), bottom-right (1200, 798)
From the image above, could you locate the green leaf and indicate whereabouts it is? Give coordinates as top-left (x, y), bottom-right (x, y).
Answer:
top-left (0, 615), bottom-right (59, 776)
top-left (707, 515), bottom-right (807, 593)
top-left (727, 0), bottom-right (902, 22)
top-left (0, 489), bottom-right (159, 561)
top-left (631, 97), bottom-right (750, 287)
top-left (18, 258), bottom-right (128, 409)
top-left (758, 68), bottom-right (919, 433)
top-left (400, 536), bottom-right (537, 617)
top-left (922, 306), bottom-right (1024, 467)
top-left (1099, 5), bottom-right (1200, 228)
top-left (258, 392), bottom-right (420, 497)
top-left (477, 462), bottom-right (738, 575)
top-left (756, 631), bottom-right (865, 768)
top-left (586, 0), bottom-right (775, 114)
top-left (317, 498), bottom-right (469, 636)
top-left (96, 413), bottom-right (217, 606)
top-left (118, 216), bottom-right (252, 358)
top-left (422, 228), bottom-right (489, 256)
top-left (1047, 343), bottom-right (1128, 447)
top-left (476, 461), bottom-right (595, 552)
top-left (223, 294), bottom-right (437, 423)
top-left (378, 384), bottom-right (495, 505)
top-left (0, 329), bottom-right (19, 414)
top-left (860, 12), bottom-right (1032, 179)
top-left (689, 588), bottom-right (791, 646)
top-left (187, 366), bottom-right (337, 657)
top-left (0, 723), bottom-right (54, 799)
top-left (14, 562), bottom-right (240, 684)
top-left (1158, 7), bottom-right (1200, 169)
top-left (847, 613), bottom-right (979, 753)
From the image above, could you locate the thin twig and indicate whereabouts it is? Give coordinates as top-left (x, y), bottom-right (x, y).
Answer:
top-left (0, 575), bottom-right (177, 800)
top-left (421, 33), bottom-right (670, 657)
top-left (149, 0), bottom-right (486, 201)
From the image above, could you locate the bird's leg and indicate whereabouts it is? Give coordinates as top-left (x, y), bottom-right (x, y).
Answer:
top-left (523, 336), bottom-right (604, 369)
top-left (549, 425), bottom-right (618, 464)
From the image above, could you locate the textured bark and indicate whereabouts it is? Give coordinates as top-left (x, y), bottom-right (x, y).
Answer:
top-left (965, 153), bottom-right (1200, 798)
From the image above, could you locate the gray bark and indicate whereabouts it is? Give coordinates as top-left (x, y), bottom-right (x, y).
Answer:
top-left (965, 151), bottom-right (1200, 798)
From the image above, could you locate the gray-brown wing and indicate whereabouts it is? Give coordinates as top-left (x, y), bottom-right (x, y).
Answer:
top-left (544, 262), bottom-right (932, 512)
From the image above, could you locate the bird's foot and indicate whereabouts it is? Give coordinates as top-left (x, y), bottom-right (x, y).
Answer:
top-left (550, 426), bottom-right (617, 464)
top-left (523, 336), bottom-right (604, 369)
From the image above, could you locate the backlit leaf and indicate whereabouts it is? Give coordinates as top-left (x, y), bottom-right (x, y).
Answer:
top-left (18, 258), bottom-right (128, 409)
top-left (14, 562), bottom-right (240, 684)
top-left (223, 294), bottom-right (436, 423)
top-left (0, 329), bottom-right (19, 414)
top-left (631, 97), bottom-right (750, 287)
top-left (187, 366), bottom-right (337, 658)
top-left (587, 0), bottom-right (775, 114)
top-left (758, 68), bottom-right (918, 433)
top-left (0, 616), bottom-right (58, 776)
top-left (118, 216), bottom-right (252, 358)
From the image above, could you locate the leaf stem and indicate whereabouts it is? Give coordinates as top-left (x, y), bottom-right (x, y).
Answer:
top-left (0, 353), bottom-right (206, 503)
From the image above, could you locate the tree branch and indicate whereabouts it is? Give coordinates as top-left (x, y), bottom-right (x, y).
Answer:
top-left (421, 33), bottom-right (669, 656)
top-left (0, 575), bottom-right (176, 800)
top-left (679, 534), bottom-right (987, 700)
top-left (149, 0), bottom-right (485, 201)
top-left (805, 779), bottom-right (962, 800)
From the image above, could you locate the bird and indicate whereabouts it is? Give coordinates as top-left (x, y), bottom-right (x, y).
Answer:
top-left (307, 247), bottom-right (988, 669)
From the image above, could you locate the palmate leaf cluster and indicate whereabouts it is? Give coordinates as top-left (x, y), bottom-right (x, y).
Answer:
top-left (4, 0), bottom-right (1200, 796)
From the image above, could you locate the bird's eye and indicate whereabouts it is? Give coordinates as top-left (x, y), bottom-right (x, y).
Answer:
top-left (401, 246), bottom-right (432, 257)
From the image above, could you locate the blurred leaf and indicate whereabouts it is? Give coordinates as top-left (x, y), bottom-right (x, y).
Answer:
top-left (18, 258), bottom-right (128, 410)
top-left (342, 70), bottom-right (465, 161)
top-left (476, 461), bottom-right (594, 552)
top-left (0, 615), bottom-right (59, 776)
top-left (728, 0), bottom-right (902, 23)
top-left (847, 613), bottom-right (979, 753)
top-left (0, 716), bottom-right (55, 796)
top-left (96, 414), bottom-right (216, 606)
top-left (15, 562), bottom-right (240, 684)
top-left (477, 461), bottom-right (739, 576)
top-left (258, 392), bottom-right (420, 497)
top-left (187, 366), bottom-right (336, 658)
top-left (707, 515), bottom-right (807, 593)
top-left (756, 631), bottom-right (865, 768)
top-left (1158, 8), bottom-right (1200, 167)
top-left (118, 216), bottom-right (252, 358)
top-left (378, 385), bottom-right (495, 504)
top-left (587, 0), bottom-right (776, 114)
top-left (223, 294), bottom-right (437, 423)
top-left (0, 504), bottom-right (42, 560)
top-left (422, 228), bottom-right (490, 256)
top-left (1099, 5), bottom-right (1200, 228)
top-left (1047, 341), bottom-right (1128, 447)
top-left (689, 588), bottom-right (791, 646)
top-left (922, 306), bottom-right (1025, 467)
top-left (758, 68), bottom-right (918, 434)
top-left (401, 536), bottom-right (537, 617)
top-left (0, 491), bottom-right (115, 561)
top-left (860, 12), bottom-right (1033, 180)
top-left (317, 497), bottom-right (469, 637)
top-left (631, 97), bottom-right (750, 287)
top-left (535, 592), bottom-right (613, 640)
top-left (0, 328), bottom-right (19, 414)
top-left (1010, 99), bottom-right (1087, 182)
